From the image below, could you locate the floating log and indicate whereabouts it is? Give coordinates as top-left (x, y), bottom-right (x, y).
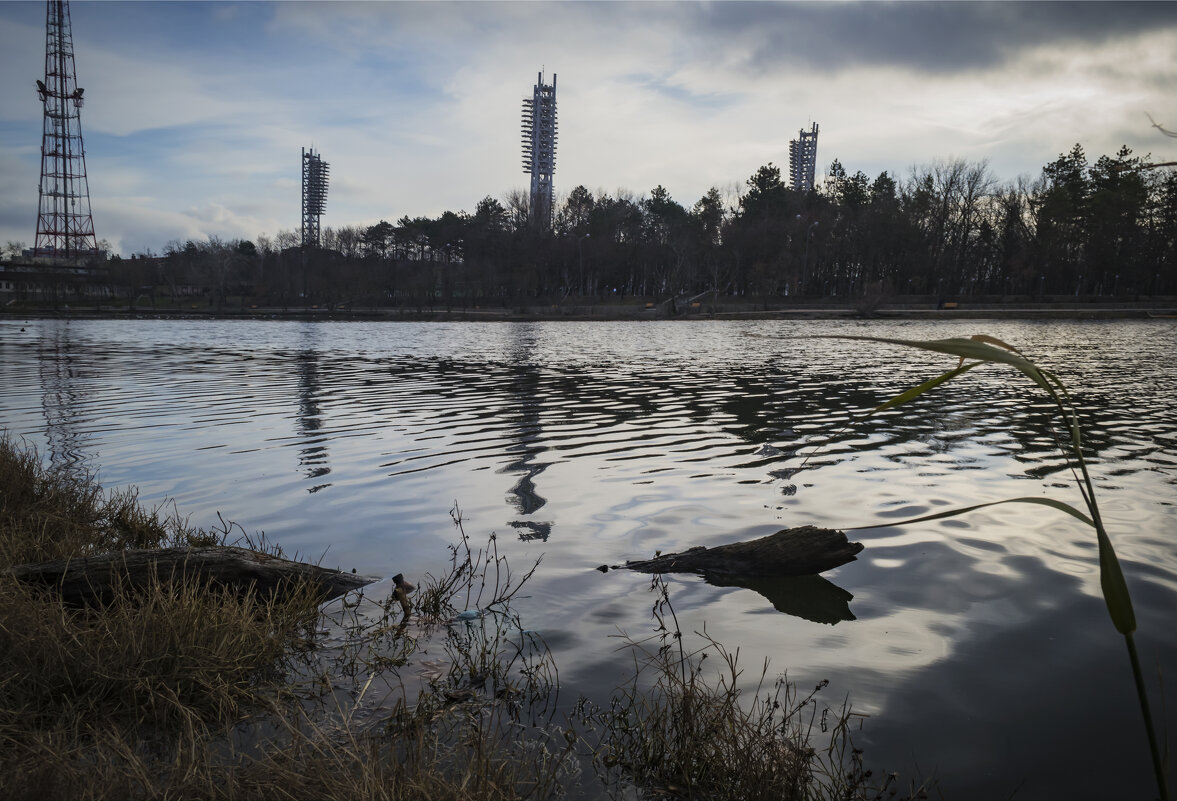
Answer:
top-left (620, 525), bottom-right (863, 578)
top-left (5, 546), bottom-right (379, 606)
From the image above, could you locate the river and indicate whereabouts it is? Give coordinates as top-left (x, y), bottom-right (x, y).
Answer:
top-left (1, 316), bottom-right (1174, 799)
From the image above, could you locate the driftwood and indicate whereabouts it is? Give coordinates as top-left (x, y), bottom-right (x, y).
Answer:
top-left (5, 546), bottom-right (379, 606)
top-left (614, 526), bottom-right (864, 624)
top-left (620, 525), bottom-right (863, 578)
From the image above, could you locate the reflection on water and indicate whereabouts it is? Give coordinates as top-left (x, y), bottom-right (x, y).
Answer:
top-left (706, 572), bottom-right (857, 624)
top-left (1, 317), bottom-right (1175, 799)
top-left (502, 325), bottom-right (552, 536)
top-left (296, 340), bottom-right (332, 493)
top-left (38, 322), bottom-right (89, 470)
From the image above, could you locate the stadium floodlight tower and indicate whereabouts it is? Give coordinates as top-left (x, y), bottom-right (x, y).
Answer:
top-left (301, 147), bottom-right (330, 249)
top-left (34, 0), bottom-right (97, 261)
top-left (788, 122), bottom-right (819, 193)
top-left (521, 70), bottom-right (557, 231)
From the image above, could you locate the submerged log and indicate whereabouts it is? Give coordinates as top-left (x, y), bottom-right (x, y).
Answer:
top-left (621, 525), bottom-right (863, 578)
top-left (5, 546), bottom-right (379, 606)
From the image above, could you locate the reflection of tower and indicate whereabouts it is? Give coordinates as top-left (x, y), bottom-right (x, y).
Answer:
top-left (502, 325), bottom-right (552, 541)
top-left (788, 122), bottom-right (819, 192)
top-left (34, 0), bottom-right (97, 260)
top-left (521, 71), bottom-right (557, 232)
top-left (295, 343), bottom-right (331, 492)
top-left (301, 147), bottom-right (329, 249)
top-left (39, 321), bottom-right (89, 469)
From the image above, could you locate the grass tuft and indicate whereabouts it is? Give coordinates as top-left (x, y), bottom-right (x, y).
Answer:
top-left (0, 434), bottom-right (925, 800)
top-left (579, 575), bottom-right (930, 800)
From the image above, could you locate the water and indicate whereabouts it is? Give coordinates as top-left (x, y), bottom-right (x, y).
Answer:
top-left (2, 317), bottom-right (1175, 799)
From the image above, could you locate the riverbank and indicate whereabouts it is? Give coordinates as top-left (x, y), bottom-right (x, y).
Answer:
top-left (0, 437), bottom-right (924, 800)
top-left (5, 296), bottom-right (1177, 322)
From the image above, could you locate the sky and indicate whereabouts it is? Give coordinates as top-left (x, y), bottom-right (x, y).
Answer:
top-left (1, 1), bottom-right (1175, 257)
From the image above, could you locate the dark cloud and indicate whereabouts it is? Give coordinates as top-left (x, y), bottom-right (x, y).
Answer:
top-left (686, 1), bottom-right (1177, 75)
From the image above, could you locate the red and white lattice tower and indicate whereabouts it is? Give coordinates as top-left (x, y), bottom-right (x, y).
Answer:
top-left (35, 0), bottom-right (97, 260)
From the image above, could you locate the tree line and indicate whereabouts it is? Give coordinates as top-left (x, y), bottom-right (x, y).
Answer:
top-left (98, 142), bottom-right (1175, 308)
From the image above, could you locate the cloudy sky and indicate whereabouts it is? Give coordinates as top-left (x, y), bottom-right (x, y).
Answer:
top-left (1, 1), bottom-right (1175, 256)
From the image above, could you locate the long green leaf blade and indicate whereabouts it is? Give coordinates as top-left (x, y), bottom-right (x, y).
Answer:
top-left (869, 361), bottom-right (983, 414)
top-left (846, 496), bottom-right (1096, 530)
top-left (967, 334), bottom-right (1024, 355)
top-left (1096, 526), bottom-right (1137, 634)
top-left (826, 332), bottom-right (1157, 797)
top-left (820, 335), bottom-right (1054, 393)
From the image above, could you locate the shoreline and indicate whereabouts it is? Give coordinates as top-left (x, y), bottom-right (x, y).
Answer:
top-left (5, 301), bottom-right (1177, 322)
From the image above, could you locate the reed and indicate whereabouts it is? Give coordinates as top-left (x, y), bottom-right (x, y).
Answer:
top-left (822, 334), bottom-right (1169, 800)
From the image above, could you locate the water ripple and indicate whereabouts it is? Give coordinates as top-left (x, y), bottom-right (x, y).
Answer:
top-left (2, 317), bottom-right (1175, 799)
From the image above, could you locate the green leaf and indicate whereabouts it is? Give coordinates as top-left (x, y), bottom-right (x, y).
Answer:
top-left (1095, 525), bottom-right (1137, 634)
top-left (868, 361), bottom-right (983, 414)
top-left (828, 332), bottom-right (1137, 637)
top-left (828, 332), bottom-right (1155, 796)
top-left (846, 496), bottom-right (1096, 531)
top-left (966, 334), bottom-right (1024, 355)
top-left (846, 498), bottom-right (1135, 635)
top-left (819, 335), bottom-right (1054, 393)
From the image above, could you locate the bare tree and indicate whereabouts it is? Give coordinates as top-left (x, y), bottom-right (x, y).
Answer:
top-left (503, 188), bottom-right (530, 232)
top-left (274, 229), bottom-right (299, 251)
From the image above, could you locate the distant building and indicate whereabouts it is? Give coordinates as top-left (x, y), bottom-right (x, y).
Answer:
top-left (789, 123), bottom-right (819, 192)
top-left (521, 71), bottom-right (557, 231)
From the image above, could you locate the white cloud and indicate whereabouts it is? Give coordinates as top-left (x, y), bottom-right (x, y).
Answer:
top-left (1, 2), bottom-right (1174, 254)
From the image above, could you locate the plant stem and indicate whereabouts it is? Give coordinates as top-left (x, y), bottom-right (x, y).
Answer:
top-left (1125, 632), bottom-right (1169, 801)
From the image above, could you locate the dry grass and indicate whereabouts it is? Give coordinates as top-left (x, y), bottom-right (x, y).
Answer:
top-left (0, 437), bottom-right (318, 797)
top-left (0, 435), bottom-right (927, 800)
top-left (0, 440), bottom-right (173, 566)
top-left (579, 575), bottom-right (930, 801)
top-left (0, 439), bottom-right (573, 800)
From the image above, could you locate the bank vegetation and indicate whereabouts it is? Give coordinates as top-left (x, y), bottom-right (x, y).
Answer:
top-left (0, 436), bottom-right (927, 800)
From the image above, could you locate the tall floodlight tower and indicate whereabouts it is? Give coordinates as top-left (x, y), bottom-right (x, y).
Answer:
top-left (34, 0), bottom-right (97, 260)
top-left (301, 147), bottom-right (329, 248)
top-left (788, 122), bottom-right (819, 193)
top-left (521, 71), bottom-right (557, 231)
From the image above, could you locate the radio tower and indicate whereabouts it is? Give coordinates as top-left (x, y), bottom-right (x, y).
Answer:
top-left (301, 147), bottom-right (329, 248)
top-left (521, 71), bottom-right (557, 231)
top-left (34, 0), bottom-right (97, 261)
top-left (788, 122), bottom-right (819, 193)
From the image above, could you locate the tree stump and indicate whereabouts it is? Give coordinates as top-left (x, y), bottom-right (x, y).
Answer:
top-left (620, 525), bottom-right (863, 577)
top-left (4, 546), bottom-right (379, 606)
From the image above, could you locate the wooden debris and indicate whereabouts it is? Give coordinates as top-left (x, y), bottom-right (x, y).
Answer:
top-left (621, 525), bottom-right (863, 577)
top-left (5, 545), bottom-right (379, 606)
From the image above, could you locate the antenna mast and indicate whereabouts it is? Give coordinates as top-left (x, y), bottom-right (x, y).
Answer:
top-left (35, 0), bottom-right (97, 260)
